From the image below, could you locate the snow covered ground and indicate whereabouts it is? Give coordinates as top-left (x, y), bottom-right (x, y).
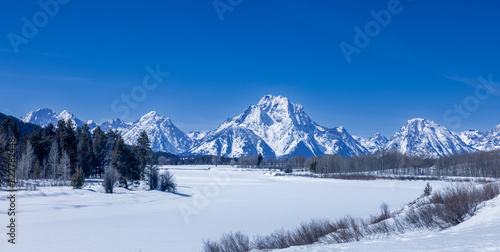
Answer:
top-left (1, 166), bottom-right (453, 251)
top-left (279, 194), bottom-right (500, 252)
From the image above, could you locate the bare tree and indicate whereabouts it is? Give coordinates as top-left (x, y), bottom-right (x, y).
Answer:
top-left (48, 140), bottom-right (59, 180)
top-left (59, 151), bottom-right (71, 181)
top-left (17, 140), bottom-right (35, 180)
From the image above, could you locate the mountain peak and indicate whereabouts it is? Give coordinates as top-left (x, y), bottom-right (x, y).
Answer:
top-left (257, 95), bottom-right (290, 106)
top-left (386, 118), bottom-right (474, 157)
top-left (407, 118), bottom-right (430, 124)
top-left (22, 108), bottom-right (88, 129)
top-left (59, 110), bottom-right (72, 117)
top-left (139, 111), bottom-right (168, 122)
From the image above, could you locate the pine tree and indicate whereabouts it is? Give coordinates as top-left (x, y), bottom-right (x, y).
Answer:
top-left (58, 119), bottom-right (77, 175)
top-left (71, 166), bottom-right (85, 189)
top-left (424, 182), bottom-right (432, 196)
top-left (111, 138), bottom-right (140, 189)
top-left (92, 126), bottom-right (106, 177)
top-left (145, 164), bottom-right (159, 190)
top-left (77, 124), bottom-right (93, 178)
top-left (135, 130), bottom-right (153, 179)
top-left (103, 130), bottom-right (120, 171)
top-left (0, 137), bottom-right (7, 186)
top-left (257, 153), bottom-right (263, 167)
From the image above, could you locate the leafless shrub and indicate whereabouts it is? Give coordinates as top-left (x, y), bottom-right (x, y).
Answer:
top-left (203, 182), bottom-right (500, 251)
top-left (370, 203), bottom-right (391, 224)
top-left (103, 167), bottom-right (119, 194)
top-left (203, 232), bottom-right (249, 252)
top-left (159, 169), bottom-right (177, 192)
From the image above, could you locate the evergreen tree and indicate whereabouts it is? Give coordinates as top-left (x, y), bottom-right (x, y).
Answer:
top-left (424, 182), bottom-right (432, 196)
top-left (103, 130), bottom-right (120, 171)
top-left (59, 119), bottom-right (77, 175)
top-left (92, 126), bottom-right (106, 177)
top-left (257, 153), bottom-right (263, 167)
top-left (111, 138), bottom-right (140, 189)
top-left (145, 164), bottom-right (159, 190)
top-left (71, 166), bottom-right (85, 189)
top-left (0, 137), bottom-right (7, 186)
top-left (77, 124), bottom-right (93, 178)
top-left (135, 130), bottom-right (153, 179)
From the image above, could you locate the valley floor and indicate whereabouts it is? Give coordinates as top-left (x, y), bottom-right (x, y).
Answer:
top-left (0, 166), bottom-right (472, 252)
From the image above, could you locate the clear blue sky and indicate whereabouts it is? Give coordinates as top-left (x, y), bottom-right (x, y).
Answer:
top-left (1, 0), bottom-right (500, 137)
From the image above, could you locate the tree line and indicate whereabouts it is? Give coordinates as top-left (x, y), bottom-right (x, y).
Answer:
top-left (305, 150), bottom-right (500, 178)
top-left (0, 117), bottom-right (157, 189)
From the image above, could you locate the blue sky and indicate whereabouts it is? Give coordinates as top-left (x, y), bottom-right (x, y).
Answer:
top-left (1, 0), bottom-right (500, 137)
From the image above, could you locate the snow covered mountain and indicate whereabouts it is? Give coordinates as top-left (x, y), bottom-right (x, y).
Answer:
top-left (20, 99), bottom-right (500, 158)
top-left (458, 125), bottom-right (500, 151)
top-left (188, 125), bottom-right (276, 158)
top-left (189, 95), bottom-right (368, 158)
top-left (355, 133), bottom-right (389, 154)
top-left (385, 118), bottom-right (475, 157)
top-left (122, 111), bottom-right (192, 153)
top-left (99, 118), bottom-right (132, 134)
top-left (21, 108), bottom-right (84, 128)
top-left (456, 129), bottom-right (484, 147)
top-left (187, 130), bottom-right (209, 141)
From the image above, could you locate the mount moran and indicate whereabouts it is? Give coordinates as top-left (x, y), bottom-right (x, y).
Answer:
top-left (21, 95), bottom-right (500, 158)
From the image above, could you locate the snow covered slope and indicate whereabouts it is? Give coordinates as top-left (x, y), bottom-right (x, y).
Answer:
top-left (355, 133), bottom-right (389, 154)
top-left (280, 194), bottom-right (500, 252)
top-left (188, 125), bottom-right (276, 157)
top-left (98, 118), bottom-right (132, 134)
top-left (456, 129), bottom-right (484, 146)
top-left (122, 111), bottom-right (192, 153)
top-left (385, 118), bottom-right (475, 157)
top-left (459, 125), bottom-right (500, 151)
top-left (190, 95), bottom-right (367, 157)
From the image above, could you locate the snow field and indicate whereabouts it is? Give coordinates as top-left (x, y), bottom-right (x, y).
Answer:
top-left (1, 165), bottom-right (448, 252)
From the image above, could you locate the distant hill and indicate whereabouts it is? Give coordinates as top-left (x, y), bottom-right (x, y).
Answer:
top-left (0, 112), bottom-right (39, 137)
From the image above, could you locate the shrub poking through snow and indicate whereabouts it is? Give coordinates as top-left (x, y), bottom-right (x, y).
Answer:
top-left (203, 182), bottom-right (500, 252)
top-left (159, 169), bottom-right (176, 192)
top-left (103, 167), bottom-right (120, 193)
top-left (71, 166), bottom-right (85, 189)
top-left (204, 232), bottom-right (250, 252)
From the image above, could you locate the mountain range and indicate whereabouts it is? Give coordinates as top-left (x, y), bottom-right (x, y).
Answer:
top-left (20, 95), bottom-right (500, 158)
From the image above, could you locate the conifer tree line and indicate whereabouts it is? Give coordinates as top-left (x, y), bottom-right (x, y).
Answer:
top-left (0, 118), bottom-right (156, 188)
